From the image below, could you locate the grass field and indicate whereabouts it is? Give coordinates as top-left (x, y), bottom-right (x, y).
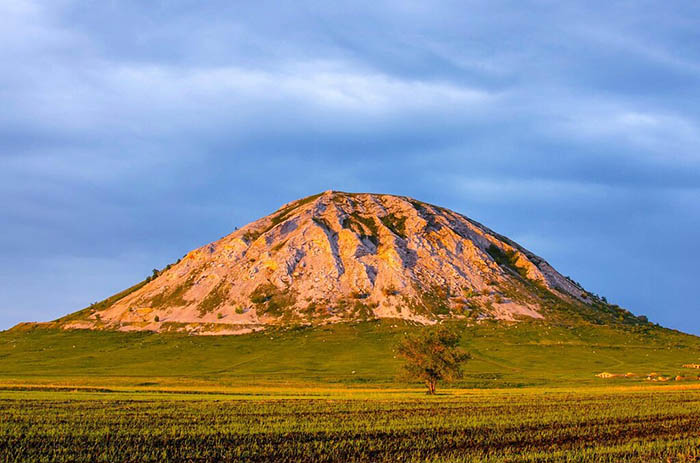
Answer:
top-left (3, 385), bottom-right (700, 462)
top-left (2, 320), bottom-right (699, 389)
top-left (3, 320), bottom-right (700, 461)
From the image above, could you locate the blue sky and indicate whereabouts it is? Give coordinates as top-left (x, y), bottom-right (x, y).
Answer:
top-left (1, 1), bottom-right (699, 332)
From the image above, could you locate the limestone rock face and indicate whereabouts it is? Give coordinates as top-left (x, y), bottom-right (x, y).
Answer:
top-left (61, 191), bottom-right (590, 334)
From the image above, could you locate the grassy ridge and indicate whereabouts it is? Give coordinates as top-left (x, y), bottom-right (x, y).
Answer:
top-left (1, 320), bottom-right (699, 388)
top-left (2, 386), bottom-right (700, 462)
top-left (53, 278), bottom-right (150, 324)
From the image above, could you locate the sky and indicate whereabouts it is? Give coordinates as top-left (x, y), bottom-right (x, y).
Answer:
top-left (1, 1), bottom-right (699, 333)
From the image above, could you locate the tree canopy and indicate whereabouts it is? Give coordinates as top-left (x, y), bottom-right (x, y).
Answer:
top-left (396, 326), bottom-right (470, 394)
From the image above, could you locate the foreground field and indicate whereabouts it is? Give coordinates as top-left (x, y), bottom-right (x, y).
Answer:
top-left (2, 386), bottom-right (700, 462)
top-left (3, 321), bottom-right (700, 461)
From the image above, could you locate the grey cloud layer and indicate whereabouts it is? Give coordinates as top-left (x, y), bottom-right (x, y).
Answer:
top-left (1, 0), bottom-right (699, 331)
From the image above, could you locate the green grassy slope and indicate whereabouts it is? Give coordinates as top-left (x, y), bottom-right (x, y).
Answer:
top-left (2, 320), bottom-right (699, 389)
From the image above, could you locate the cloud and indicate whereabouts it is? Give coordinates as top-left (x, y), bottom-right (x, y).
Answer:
top-left (1, 0), bottom-right (699, 332)
top-left (550, 104), bottom-right (700, 160)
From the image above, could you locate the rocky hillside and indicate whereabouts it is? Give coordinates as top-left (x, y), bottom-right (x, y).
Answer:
top-left (53, 191), bottom-right (640, 335)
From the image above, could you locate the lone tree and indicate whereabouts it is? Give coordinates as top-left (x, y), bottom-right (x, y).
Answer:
top-left (396, 326), bottom-right (470, 394)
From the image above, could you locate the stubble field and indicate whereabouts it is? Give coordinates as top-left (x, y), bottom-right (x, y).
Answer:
top-left (2, 385), bottom-right (700, 462)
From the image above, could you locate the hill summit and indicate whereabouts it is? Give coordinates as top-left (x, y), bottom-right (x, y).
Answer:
top-left (54, 191), bottom-right (640, 335)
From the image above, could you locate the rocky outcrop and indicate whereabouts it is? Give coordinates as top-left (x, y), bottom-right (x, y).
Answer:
top-left (58, 191), bottom-right (595, 334)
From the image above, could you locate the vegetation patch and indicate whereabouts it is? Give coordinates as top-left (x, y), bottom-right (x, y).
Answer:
top-left (509, 272), bottom-right (652, 329)
top-left (418, 285), bottom-right (452, 315)
top-left (58, 278), bottom-right (150, 323)
top-left (250, 283), bottom-right (296, 317)
top-left (382, 285), bottom-right (399, 296)
top-left (301, 300), bottom-right (331, 319)
top-left (351, 300), bottom-right (378, 320)
top-left (461, 288), bottom-right (478, 299)
top-left (242, 229), bottom-right (261, 243)
top-left (269, 193), bottom-right (323, 228)
top-left (147, 277), bottom-right (196, 309)
top-left (380, 213), bottom-right (407, 238)
top-left (453, 297), bottom-right (484, 319)
top-left (242, 194), bottom-right (324, 245)
top-left (197, 280), bottom-right (229, 316)
top-left (271, 239), bottom-right (288, 253)
top-left (486, 244), bottom-right (529, 279)
top-left (408, 199), bottom-right (442, 231)
top-left (145, 258), bottom-right (180, 283)
top-left (312, 217), bottom-right (332, 230)
top-left (342, 213), bottom-right (380, 246)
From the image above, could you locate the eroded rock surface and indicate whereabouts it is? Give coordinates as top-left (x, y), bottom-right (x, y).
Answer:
top-left (60, 191), bottom-right (590, 334)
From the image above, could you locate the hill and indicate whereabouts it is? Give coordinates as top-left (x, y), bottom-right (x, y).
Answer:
top-left (30, 191), bottom-right (650, 335)
top-left (4, 191), bottom-right (698, 390)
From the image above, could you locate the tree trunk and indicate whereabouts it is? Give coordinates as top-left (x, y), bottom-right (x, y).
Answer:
top-left (426, 380), bottom-right (436, 395)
